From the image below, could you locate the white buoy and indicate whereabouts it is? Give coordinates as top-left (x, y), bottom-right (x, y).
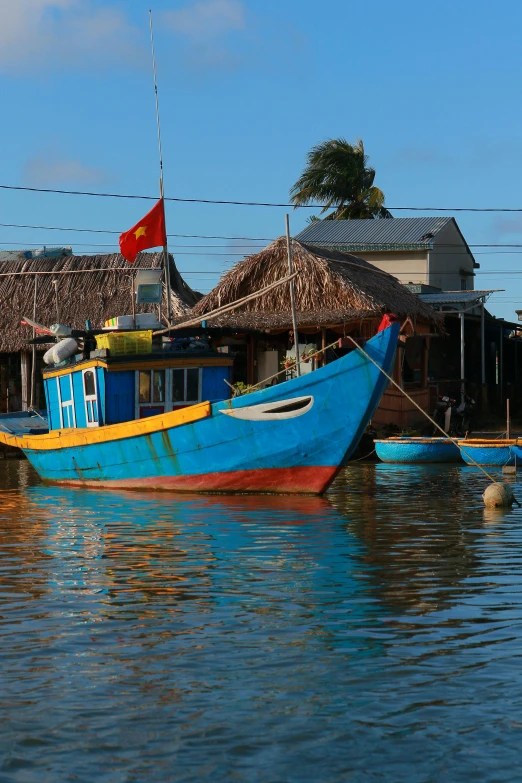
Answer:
top-left (483, 482), bottom-right (515, 508)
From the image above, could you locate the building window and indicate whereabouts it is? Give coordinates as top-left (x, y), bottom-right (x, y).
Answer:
top-left (461, 277), bottom-right (467, 291)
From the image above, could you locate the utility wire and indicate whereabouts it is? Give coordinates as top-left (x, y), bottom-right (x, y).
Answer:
top-left (4, 182), bottom-right (522, 212)
top-left (5, 222), bottom-right (522, 250)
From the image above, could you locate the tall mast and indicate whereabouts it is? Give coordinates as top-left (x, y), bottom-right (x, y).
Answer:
top-left (285, 214), bottom-right (300, 376)
top-left (149, 9), bottom-right (172, 322)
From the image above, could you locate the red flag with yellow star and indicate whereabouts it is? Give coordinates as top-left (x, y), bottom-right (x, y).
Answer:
top-left (119, 198), bottom-right (167, 263)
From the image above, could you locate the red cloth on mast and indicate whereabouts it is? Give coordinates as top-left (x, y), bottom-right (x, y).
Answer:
top-left (119, 198), bottom-right (167, 264)
top-left (377, 313), bottom-right (399, 332)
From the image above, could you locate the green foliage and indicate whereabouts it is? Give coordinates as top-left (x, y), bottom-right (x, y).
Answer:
top-left (290, 138), bottom-right (392, 220)
top-left (231, 381), bottom-right (256, 397)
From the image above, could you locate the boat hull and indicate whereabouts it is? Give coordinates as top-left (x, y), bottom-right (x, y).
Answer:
top-left (375, 437), bottom-right (463, 464)
top-left (5, 324), bottom-right (399, 495)
top-left (460, 440), bottom-right (518, 467)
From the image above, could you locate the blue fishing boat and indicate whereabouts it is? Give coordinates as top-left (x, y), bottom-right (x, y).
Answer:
top-left (0, 323), bottom-right (400, 494)
top-left (459, 439), bottom-right (519, 467)
top-left (375, 437), bottom-right (463, 464)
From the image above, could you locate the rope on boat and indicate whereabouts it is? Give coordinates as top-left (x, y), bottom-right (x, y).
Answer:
top-left (237, 339), bottom-right (343, 392)
top-left (343, 335), bottom-right (501, 486)
top-left (153, 271), bottom-right (299, 335)
top-left (351, 448), bottom-right (376, 462)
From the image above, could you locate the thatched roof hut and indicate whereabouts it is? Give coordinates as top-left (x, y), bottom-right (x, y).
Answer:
top-left (190, 237), bottom-right (440, 330)
top-left (0, 252), bottom-right (200, 353)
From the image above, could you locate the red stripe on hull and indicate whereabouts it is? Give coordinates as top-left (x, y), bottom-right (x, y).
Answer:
top-left (46, 465), bottom-right (340, 495)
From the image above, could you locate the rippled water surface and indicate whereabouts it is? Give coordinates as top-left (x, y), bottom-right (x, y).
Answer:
top-left (2, 460), bottom-right (522, 781)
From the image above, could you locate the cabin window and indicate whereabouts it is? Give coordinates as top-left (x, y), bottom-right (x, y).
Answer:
top-left (172, 368), bottom-right (201, 406)
top-left (84, 370), bottom-right (96, 397)
top-left (137, 369), bottom-right (168, 418)
top-left (139, 370), bottom-right (166, 404)
top-left (139, 371), bottom-right (151, 403)
top-left (57, 375), bottom-right (76, 429)
top-left (82, 368), bottom-right (99, 427)
top-left (135, 367), bottom-right (202, 418)
top-left (153, 370), bottom-right (165, 402)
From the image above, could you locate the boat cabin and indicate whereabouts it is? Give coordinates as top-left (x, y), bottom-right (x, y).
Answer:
top-left (42, 334), bottom-right (233, 431)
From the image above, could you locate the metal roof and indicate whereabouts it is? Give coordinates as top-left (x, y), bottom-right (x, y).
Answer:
top-left (418, 290), bottom-right (497, 305)
top-left (296, 217), bottom-right (453, 250)
top-left (0, 247), bottom-right (72, 262)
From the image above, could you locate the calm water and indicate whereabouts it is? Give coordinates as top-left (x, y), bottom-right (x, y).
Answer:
top-left (1, 460), bottom-right (522, 782)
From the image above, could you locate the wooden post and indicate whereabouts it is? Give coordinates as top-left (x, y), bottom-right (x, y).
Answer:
top-left (285, 215), bottom-right (300, 377)
top-left (514, 329), bottom-right (518, 400)
top-left (481, 302), bottom-right (486, 384)
top-left (500, 325), bottom-right (504, 406)
top-left (21, 352), bottom-right (30, 411)
top-left (321, 328), bottom-right (326, 367)
top-left (131, 271), bottom-right (136, 328)
top-left (460, 310), bottom-right (465, 399)
top-left (507, 398), bottom-right (510, 440)
top-left (30, 275), bottom-right (37, 408)
top-left (53, 278), bottom-right (60, 323)
top-left (247, 334), bottom-right (255, 385)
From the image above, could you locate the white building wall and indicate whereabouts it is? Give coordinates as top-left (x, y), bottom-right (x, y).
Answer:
top-left (427, 222), bottom-right (475, 291)
top-left (350, 251), bottom-right (428, 285)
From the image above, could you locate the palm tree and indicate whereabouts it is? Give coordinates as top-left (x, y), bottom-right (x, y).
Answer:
top-left (290, 138), bottom-right (392, 220)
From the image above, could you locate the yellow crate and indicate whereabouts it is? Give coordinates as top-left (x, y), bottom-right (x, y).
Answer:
top-left (95, 330), bottom-right (152, 356)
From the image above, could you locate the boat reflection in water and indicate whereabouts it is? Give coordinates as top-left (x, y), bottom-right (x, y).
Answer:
top-left (4, 460), bottom-right (522, 781)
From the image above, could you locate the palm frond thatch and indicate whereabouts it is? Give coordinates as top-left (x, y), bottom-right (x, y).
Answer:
top-left (0, 252), bottom-right (200, 353)
top-left (190, 237), bottom-right (440, 329)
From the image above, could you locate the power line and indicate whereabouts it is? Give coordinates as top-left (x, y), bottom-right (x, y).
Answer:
top-left (5, 182), bottom-right (522, 212)
top-left (0, 221), bottom-right (275, 241)
top-left (6, 223), bottom-right (522, 250)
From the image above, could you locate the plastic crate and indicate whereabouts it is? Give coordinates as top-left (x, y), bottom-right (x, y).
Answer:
top-left (95, 330), bottom-right (152, 356)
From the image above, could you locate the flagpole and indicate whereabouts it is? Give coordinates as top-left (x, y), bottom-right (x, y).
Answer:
top-left (149, 9), bottom-right (172, 322)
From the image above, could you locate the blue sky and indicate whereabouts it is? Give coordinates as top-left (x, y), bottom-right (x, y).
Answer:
top-left (2, 0), bottom-right (522, 319)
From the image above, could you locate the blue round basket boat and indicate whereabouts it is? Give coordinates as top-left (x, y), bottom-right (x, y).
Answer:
top-left (459, 439), bottom-right (518, 467)
top-left (375, 437), bottom-right (463, 464)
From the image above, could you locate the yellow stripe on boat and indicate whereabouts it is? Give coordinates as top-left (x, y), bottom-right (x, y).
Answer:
top-left (0, 401), bottom-right (212, 451)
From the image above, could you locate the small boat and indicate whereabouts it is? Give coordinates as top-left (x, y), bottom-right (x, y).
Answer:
top-left (459, 439), bottom-right (519, 467)
top-left (375, 437), bottom-right (463, 464)
top-left (0, 323), bottom-right (400, 495)
top-left (0, 410), bottom-right (49, 436)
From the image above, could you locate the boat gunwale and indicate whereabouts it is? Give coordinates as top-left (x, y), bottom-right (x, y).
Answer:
top-left (0, 401), bottom-right (212, 451)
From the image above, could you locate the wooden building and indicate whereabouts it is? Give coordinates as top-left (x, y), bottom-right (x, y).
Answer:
top-left (0, 251), bottom-right (199, 413)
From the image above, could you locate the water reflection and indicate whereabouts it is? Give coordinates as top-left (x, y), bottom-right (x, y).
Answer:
top-left (328, 464), bottom-right (489, 614)
top-left (2, 461), bottom-right (522, 781)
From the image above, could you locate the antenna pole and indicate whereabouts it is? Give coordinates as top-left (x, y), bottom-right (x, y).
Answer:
top-left (285, 215), bottom-right (300, 377)
top-left (149, 9), bottom-right (172, 322)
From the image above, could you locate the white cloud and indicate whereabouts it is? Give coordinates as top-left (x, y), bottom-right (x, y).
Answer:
top-left (0, 0), bottom-right (140, 72)
top-left (163, 0), bottom-right (244, 39)
top-left (23, 151), bottom-right (107, 186)
top-left (494, 216), bottom-right (522, 237)
top-left (161, 0), bottom-right (246, 69)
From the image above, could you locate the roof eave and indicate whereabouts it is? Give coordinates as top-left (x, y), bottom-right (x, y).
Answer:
top-left (304, 242), bottom-right (432, 253)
